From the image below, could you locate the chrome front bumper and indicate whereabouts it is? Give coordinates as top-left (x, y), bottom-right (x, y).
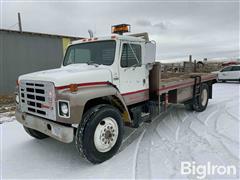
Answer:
top-left (15, 110), bottom-right (74, 143)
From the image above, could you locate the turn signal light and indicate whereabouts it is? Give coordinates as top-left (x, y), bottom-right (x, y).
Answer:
top-left (69, 84), bottom-right (78, 92)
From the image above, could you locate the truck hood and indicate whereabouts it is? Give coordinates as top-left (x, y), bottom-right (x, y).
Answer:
top-left (19, 64), bottom-right (113, 87)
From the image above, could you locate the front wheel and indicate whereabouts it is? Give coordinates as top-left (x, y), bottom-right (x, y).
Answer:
top-left (75, 104), bottom-right (123, 164)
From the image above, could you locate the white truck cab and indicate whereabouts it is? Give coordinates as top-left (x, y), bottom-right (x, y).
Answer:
top-left (65, 34), bottom-right (156, 103)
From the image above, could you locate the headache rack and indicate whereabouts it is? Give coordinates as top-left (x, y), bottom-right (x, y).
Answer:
top-left (129, 32), bottom-right (149, 41)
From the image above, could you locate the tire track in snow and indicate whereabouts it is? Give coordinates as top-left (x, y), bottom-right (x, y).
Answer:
top-left (156, 103), bottom-right (238, 179)
top-left (224, 108), bottom-right (240, 122)
top-left (154, 109), bottom-right (199, 179)
top-left (171, 107), bottom-right (239, 179)
top-left (134, 127), bottom-right (152, 179)
top-left (134, 111), bottom-right (171, 179)
top-left (132, 130), bottom-right (146, 179)
top-left (155, 107), bottom-right (210, 179)
top-left (133, 88), bottom-right (239, 179)
top-left (150, 107), bottom-right (197, 178)
top-left (203, 109), bottom-right (219, 126)
top-left (190, 102), bottom-right (239, 165)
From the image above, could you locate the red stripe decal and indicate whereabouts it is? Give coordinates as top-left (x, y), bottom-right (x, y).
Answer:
top-left (56, 81), bottom-right (112, 90)
top-left (55, 75), bottom-right (216, 94)
top-left (121, 89), bottom-right (149, 96)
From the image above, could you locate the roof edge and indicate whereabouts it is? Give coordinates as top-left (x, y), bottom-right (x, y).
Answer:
top-left (0, 28), bottom-right (84, 40)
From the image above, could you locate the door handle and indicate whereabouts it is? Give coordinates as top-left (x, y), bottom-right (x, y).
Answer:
top-left (113, 73), bottom-right (119, 80)
top-left (143, 79), bottom-right (146, 85)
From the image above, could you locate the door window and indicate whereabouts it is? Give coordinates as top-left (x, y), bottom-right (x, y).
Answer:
top-left (121, 44), bottom-right (141, 67)
top-left (231, 66), bottom-right (240, 71)
top-left (221, 66), bottom-right (232, 72)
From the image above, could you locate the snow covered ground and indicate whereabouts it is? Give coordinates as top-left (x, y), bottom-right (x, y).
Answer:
top-left (1, 83), bottom-right (239, 179)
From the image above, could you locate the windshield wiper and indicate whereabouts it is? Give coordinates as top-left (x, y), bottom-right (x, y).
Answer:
top-left (87, 60), bottom-right (99, 67)
top-left (64, 62), bottom-right (73, 66)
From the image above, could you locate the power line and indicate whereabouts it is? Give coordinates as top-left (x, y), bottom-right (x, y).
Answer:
top-left (7, 22), bottom-right (18, 29)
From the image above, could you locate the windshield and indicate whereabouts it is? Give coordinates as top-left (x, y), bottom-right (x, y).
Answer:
top-left (63, 40), bottom-right (116, 66)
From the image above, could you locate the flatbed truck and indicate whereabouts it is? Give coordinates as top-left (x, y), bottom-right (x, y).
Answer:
top-left (15, 24), bottom-right (217, 163)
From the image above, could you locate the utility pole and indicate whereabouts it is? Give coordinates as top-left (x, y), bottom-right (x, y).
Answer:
top-left (18, 12), bottom-right (22, 32)
top-left (194, 59), bottom-right (197, 72)
top-left (189, 55), bottom-right (192, 63)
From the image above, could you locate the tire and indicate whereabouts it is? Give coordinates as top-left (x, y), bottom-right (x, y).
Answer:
top-left (75, 104), bottom-right (124, 164)
top-left (184, 103), bottom-right (194, 111)
top-left (23, 126), bottom-right (49, 139)
top-left (193, 83), bottom-right (209, 112)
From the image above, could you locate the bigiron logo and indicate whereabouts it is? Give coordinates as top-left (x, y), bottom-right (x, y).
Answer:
top-left (180, 161), bottom-right (237, 179)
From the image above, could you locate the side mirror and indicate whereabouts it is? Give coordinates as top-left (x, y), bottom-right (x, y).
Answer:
top-left (143, 41), bottom-right (156, 65)
top-left (145, 63), bottom-right (153, 71)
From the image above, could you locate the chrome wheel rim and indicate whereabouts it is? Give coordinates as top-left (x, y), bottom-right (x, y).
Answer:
top-left (94, 117), bottom-right (119, 153)
top-left (201, 89), bottom-right (208, 106)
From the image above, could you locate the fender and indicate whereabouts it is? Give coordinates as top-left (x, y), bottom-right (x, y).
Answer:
top-left (56, 84), bottom-right (132, 125)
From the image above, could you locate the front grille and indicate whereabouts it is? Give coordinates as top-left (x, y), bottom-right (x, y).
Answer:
top-left (19, 80), bottom-right (56, 120)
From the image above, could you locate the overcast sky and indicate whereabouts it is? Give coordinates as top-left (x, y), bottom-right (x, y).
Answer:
top-left (1, 0), bottom-right (239, 62)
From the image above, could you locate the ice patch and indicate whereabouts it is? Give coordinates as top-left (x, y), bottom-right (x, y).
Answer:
top-left (0, 112), bottom-right (15, 124)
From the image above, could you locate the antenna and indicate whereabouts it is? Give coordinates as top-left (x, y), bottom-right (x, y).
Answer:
top-left (88, 29), bottom-right (93, 38)
top-left (18, 12), bottom-right (22, 32)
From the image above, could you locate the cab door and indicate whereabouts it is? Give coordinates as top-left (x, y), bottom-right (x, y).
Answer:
top-left (118, 42), bottom-right (149, 105)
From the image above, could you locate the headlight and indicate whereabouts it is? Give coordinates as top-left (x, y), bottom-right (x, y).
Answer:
top-left (16, 94), bottom-right (19, 104)
top-left (58, 101), bottom-right (70, 118)
top-left (61, 103), bottom-right (69, 115)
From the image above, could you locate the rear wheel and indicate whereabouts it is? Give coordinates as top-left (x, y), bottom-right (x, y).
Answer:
top-left (75, 104), bottom-right (123, 164)
top-left (23, 126), bottom-right (49, 139)
top-left (184, 103), bottom-right (194, 111)
top-left (193, 83), bottom-right (209, 112)
top-left (184, 83), bottom-right (209, 112)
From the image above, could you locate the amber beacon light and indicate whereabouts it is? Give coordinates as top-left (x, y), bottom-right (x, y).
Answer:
top-left (111, 24), bottom-right (131, 35)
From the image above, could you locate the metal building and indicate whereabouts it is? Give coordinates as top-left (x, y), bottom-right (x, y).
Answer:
top-left (0, 29), bottom-right (81, 95)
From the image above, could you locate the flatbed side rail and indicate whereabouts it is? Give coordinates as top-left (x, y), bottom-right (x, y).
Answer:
top-left (156, 74), bottom-right (216, 94)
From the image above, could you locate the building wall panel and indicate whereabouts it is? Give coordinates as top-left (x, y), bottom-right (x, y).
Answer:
top-left (0, 31), bottom-right (64, 95)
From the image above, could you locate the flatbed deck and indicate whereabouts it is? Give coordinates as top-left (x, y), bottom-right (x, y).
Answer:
top-left (158, 73), bottom-right (216, 94)
top-left (149, 63), bottom-right (217, 104)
